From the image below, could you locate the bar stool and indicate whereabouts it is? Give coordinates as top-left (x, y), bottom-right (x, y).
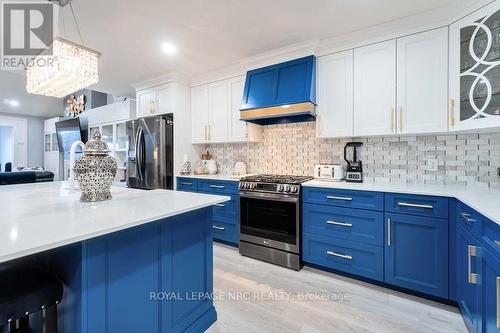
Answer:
top-left (0, 263), bottom-right (63, 333)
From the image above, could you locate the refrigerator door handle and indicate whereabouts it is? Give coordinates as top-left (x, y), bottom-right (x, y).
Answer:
top-left (136, 127), bottom-right (144, 181)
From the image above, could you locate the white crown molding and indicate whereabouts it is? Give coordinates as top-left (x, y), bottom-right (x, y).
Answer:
top-left (132, 0), bottom-right (493, 90)
top-left (239, 39), bottom-right (320, 70)
top-left (131, 70), bottom-right (190, 91)
top-left (317, 0), bottom-right (494, 56)
top-left (190, 63), bottom-right (246, 87)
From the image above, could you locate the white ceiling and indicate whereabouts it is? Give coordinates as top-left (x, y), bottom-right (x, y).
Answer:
top-left (0, 71), bottom-right (62, 118)
top-left (61, 0), bottom-right (458, 96)
top-left (0, 0), bottom-right (472, 118)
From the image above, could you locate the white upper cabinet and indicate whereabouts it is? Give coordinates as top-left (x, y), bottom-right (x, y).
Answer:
top-left (136, 83), bottom-right (173, 118)
top-left (155, 83), bottom-right (174, 115)
top-left (449, 1), bottom-right (500, 131)
top-left (227, 76), bottom-right (262, 142)
top-left (316, 50), bottom-right (354, 138)
top-left (191, 76), bottom-right (261, 144)
top-left (397, 28), bottom-right (448, 134)
top-left (228, 76), bottom-right (247, 141)
top-left (191, 85), bottom-right (210, 144)
top-left (208, 80), bottom-right (229, 143)
top-left (136, 88), bottom-right (155, 118)
top-left (354, 40), bottom-right (396, 136)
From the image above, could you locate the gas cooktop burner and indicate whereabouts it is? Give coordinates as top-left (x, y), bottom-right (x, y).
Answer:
top-left (240, 174), bottom-right (313, 184)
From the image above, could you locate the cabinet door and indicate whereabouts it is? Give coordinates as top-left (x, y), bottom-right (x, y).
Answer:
top-left (191, 85), bottom-right (209, 144)
top-left (137, 89), bottom-right (154, 118)
top-left (482, 247), bottom-right (500, 333)
top-left (397, 28), bottom-right (448, 134)
top-left (156, 83), bottom-right (173, 115)
top-left (208, 80), bottom-right (228, 143)
top-left (385, 213), bottom-right (448, 298)
top-left (317, 50), bottom-right (354, 138)
top-left (354, 40), bottom-right (396, 136)
top-left (457, 225), bottom-right (482, 333)
top-left (449, 1), bottom-right (500, 131)
top-left (227, 76), bottom-right (247, 142)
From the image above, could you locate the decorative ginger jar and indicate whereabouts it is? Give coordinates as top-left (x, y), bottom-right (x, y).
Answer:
top-left (73, 129), bottom-right (117, 202)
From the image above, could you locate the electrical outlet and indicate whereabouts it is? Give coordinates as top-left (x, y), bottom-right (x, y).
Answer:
top-left (427, 159), bottom-right (438, 172)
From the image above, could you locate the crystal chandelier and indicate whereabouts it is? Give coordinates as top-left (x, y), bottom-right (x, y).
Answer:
top-left (26, 38), bottom-right (100, 98)
top-left (26, 0), bottom-right (101, 98)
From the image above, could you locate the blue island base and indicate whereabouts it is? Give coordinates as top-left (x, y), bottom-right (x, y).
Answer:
top-left (32, 207), bottom-right (217, 333)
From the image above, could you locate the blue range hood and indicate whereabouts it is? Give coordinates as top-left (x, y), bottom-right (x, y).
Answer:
top-left (240, 56), bottom-right (316, 125)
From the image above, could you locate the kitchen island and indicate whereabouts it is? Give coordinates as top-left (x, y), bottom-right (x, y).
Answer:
top-left (0, 182), bottom-right (230, 333)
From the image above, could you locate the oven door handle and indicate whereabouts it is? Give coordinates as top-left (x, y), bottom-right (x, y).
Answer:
top-left (239, 191), bottom-right (299, 203)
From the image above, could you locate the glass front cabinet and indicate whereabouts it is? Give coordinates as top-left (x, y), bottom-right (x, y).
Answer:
top-left (450, 1), bottom-right (500, 131)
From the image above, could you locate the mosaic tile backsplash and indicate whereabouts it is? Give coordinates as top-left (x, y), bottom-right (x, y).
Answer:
top-left (203, 122), bottom-right (500, 188)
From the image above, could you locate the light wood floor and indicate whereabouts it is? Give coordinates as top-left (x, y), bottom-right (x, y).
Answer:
top-left (207, 243), bottom-right (467, 333)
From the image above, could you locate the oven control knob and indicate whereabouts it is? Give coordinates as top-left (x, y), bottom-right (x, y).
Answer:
top-left (277, 185), bottom-right (284, 192)
top-left (291, 186), bottom-right (298, 193)
top-left (250, 183), bottom-right (256, 189)
top-left (245, 183), bottom-right (250, 189)
top-left (284, 185), bottom-right (291, 193)
top-left (239, 182), bottom-right (243, 189)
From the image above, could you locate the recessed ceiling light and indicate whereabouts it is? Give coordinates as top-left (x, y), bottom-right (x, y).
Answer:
top-left (3, 99), bottom-right (19, 107)
top-left (161, 42), bottom-right (177, 55)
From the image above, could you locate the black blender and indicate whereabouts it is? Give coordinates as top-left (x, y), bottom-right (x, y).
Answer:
top-left (344, 142), bottom-right (363, 183)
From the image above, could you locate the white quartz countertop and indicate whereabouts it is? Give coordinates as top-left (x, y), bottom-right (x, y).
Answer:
top-left (303, 180), bottom-right (500, 225)
top-left (0, 182), bottom-right (230, 264)
top-left (177, 174), bottom-right (247, 181)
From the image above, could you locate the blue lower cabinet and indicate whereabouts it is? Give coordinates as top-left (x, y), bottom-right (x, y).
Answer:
top-left (303, 203), bottom-right (383, 246)
top-left (177, 177), bottom-right (198, 192)
top-left (176, 177), bottom-right (240, 246)
top-left (385, 193), bottom-right (449, 219)
top-left (385, 213), bottom-right (449, 299)
top-left (303, 233), bottom-right (384, 282)
top-left (457, 225), bottom-right (482, 333)
top-left (302, 187), bottom-right (384, 211)
top-left (481, 247), bottom-right (500, 333)
top-left (212, 195), bottom-right (239, 223)
top-left (211, 220), bottom-right (239, 244)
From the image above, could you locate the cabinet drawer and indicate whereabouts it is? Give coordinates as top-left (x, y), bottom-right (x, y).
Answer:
top-left (456, 201), bottom-right (482, 239)
top-left (212, 195), bottom-right (238, 224)
top-left (176, 178), bottom-right (198, 192)
top-left (482, 217), bottom-right (500, 259)
top-left (303, 233), bottom-right (383, 282)
top-left (303, 203), bottom-right (383, 246)
top-left (385, 193), bottom-right (448, 219)
top-left (302, 187), bottom-right (384, 211)
top-left (198, 180), bottom-right (239, 194)
top-left (211, 220), bottom-right (239, 244)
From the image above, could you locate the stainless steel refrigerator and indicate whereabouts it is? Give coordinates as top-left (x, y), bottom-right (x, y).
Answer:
top-left (126, 114), bottom-right (174, 190)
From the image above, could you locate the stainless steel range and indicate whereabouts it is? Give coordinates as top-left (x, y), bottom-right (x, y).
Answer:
top-left (238, 174), bottom-right (313, 270)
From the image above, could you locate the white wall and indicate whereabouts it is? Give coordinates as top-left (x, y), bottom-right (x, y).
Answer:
top-left (0, 126), bottom-right (13, 171)
top-left (0, 112), bottom-right (44, 168)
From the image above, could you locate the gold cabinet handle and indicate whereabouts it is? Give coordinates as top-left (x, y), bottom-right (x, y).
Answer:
top-left (390, 107), bottom-right (395, 132)
top-left (399, 107), bottom-right (403, 132)
top-left (326, 251), bottom-right (352, 260)
top-left (387, 218), bottom-right (391, 247)
top-left (497, 277), bottom-right (500, 328)
top-left (495, 240), bottom-right (500, 247)
top-left (450, 99), bottom-right (455, 128)
top-left (468, 245), bottom-right (478, 284)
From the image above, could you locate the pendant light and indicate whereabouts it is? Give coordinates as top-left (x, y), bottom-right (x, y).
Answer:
top-left (26, 0), bottom-right (101, 98)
